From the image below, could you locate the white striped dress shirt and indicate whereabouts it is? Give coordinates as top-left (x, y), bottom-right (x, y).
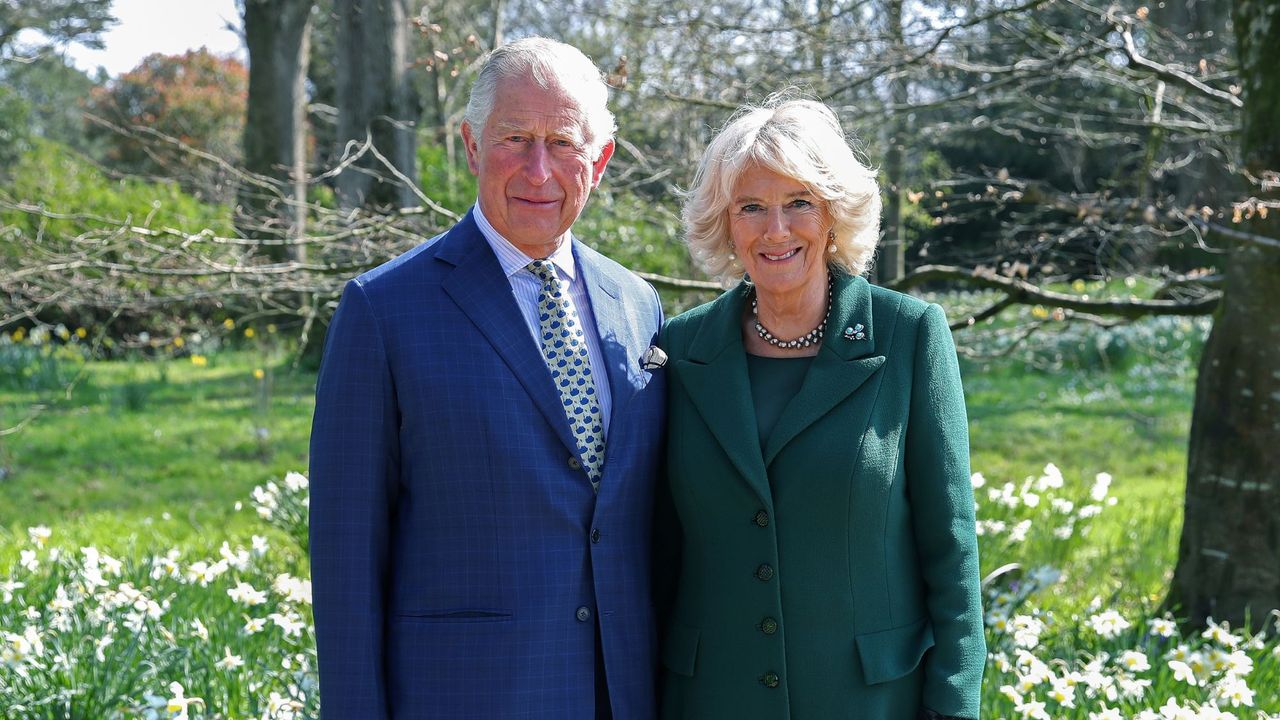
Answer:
top-left (472, 203), bottom-right (612, 436)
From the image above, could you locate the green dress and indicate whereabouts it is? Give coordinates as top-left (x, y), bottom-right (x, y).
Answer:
top-left (656, 273), bottom-right (985, 720)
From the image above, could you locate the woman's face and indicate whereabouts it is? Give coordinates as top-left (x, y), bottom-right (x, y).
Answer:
top-left (727, 165), bottom-right (832, 299)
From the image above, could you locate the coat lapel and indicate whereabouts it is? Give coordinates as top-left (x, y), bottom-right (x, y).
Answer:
top-left (675, 283), bottom-right (773, 507)
top-left (763, 273), bottom-right (886, 466)
top-left (438, 211), bottom-right (582, 460)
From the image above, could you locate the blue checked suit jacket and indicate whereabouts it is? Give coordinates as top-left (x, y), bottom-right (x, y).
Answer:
top-left (309, 210), bottom-right (667, 719)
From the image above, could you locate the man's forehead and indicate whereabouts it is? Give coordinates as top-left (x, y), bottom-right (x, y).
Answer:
top-left (489, 109), bottom-right (587, 137)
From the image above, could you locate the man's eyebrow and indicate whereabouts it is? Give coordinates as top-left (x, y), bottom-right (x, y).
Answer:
top-left (490, 119), bottom-right (584, 139)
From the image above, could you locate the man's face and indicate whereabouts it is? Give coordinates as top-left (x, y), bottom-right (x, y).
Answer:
top-left (461, 73), bottom-right (614, 258)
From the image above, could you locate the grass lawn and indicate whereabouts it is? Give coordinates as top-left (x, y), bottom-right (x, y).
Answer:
top-left (2, 314), bottom-right (1197, 619)
top-left (1, 352), bottom-right (314, 552)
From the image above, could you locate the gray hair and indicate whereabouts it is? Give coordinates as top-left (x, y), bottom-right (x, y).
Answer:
top-left (464, 37), bottom-right (617, 157)
top-left (682, 96), bottom-right (882, 287)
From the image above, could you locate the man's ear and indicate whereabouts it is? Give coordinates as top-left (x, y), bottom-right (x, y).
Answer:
top-left (590, 139), bottom-right (615, 189)
top-left (460, 121), bottom-right (481, 175)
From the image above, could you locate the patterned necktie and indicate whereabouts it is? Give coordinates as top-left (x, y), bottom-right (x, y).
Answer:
top-left (527, 260), bottom-right (606, 490)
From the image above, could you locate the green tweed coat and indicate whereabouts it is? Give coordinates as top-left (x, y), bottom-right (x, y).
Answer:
top-left (655, 273), bottom-right (985, 720)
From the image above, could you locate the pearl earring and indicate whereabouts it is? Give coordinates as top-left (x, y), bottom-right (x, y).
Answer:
top-left (827, 230), bottom-right (837, 254)
top-left (728, 253), bottom-right (736, 261)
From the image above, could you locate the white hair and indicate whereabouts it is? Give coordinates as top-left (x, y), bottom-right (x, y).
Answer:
top-left (683, 96), bottom-right (882, 287)
top-left (464, 37), bottom-right (616, 156)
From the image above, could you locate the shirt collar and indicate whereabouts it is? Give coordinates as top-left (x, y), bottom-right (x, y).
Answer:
top-left (473, 202), bottom-right (577, 282)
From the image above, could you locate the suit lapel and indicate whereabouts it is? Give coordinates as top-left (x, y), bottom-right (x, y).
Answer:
top-left (438, 211), bottom-right (581, 459)
top-left (763, 273), bottom-right (886, 466)
top-left (676, 283), bottom-right (772, 507)
top-left (576, 242), bottom-right (637, 442)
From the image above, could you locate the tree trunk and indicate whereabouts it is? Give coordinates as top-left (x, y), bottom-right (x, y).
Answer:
top-left (1168, 0), bottom-right (1280, 632)
top-left (335, 0), bottom-right (420, 210)
top-left (877, 0), bottom-right (908, 283)
top-left (239, 0), bottom-right (314, 261)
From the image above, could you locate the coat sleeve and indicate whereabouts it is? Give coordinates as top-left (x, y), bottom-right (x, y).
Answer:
top-left (904, 303), bottom-right (985, 718)
top-left (309, 279), bottom-right (399, 719)
top-left (651, 314), bottom-right (682, 631)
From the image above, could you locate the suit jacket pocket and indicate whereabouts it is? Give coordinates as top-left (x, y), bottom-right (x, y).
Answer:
top-left (854, 616), bottom-right (935, 685)
top-left (660, 622), bottom-right (700, 677)
top-left (395, 609), bottom-right (513, 623)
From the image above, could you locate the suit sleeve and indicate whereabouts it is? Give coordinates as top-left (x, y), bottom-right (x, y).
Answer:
top-left (905, 303), bottom-right (985, 718)
top-left (309, 279), bottom-right (399, 719)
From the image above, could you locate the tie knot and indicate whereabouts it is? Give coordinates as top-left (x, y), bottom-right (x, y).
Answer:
top-left (527, 259), bottom-right (558, 285)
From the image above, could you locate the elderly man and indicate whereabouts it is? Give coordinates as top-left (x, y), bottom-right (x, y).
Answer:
top-left (309, 37), bottom-right (666, 720)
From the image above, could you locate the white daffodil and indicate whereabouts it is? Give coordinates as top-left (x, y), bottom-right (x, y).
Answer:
top-left (164, 681), bottom-right (204, 719)
top-left (27, 526), bottom-right (51, 547)
top-left (215, 646), bottom-right (244, 670)
top-left (243, 616), bottom-right (266, 635)
top-left (999, 684), bottom-right (1023, 705)
top-left (1047, 678), bottom-right (1076, 708)
top-left (1037, 463), bottom-right (1065, 490)
top-left (1089, 706), bottom-right (1124, 720)
top-left (1149, 617), bottom-right (1178, 638)
top-left (1, 579), bottom-right (25, 603)
top-left (1119, 650), bottom-right (1151, 672)
top-left (218, 542), bottom-right (251, 571)
top-left (1201, 617), bottom-right (1242, 648)
top-left (1088, 609), bottom-right (1131, 639)
top-left (19, 549), bottom-right (38, 572)
top-left (227, 582), bottom-right (268, 606)
top-left (284, 471), bottom-right (309, 492)
top-left (272, 574), bottom-right (312, 605)
top-left (1163, 696), bottom-right (1207, 720)
top-left (1169, 659), bottom-right (1200, 686)
top-left (1090, 472), bottom-right (1112, 501)
top-left (1015, 698), bottom-right (1050, 720)
top-left (1212, 674), bottom-right (1254, 708)
top-left (190, 618), bottom-right (209, 642)
top-left (151, 549), bottom-right (182, 580)
top-left (268, 611), bottom-right (305, 637)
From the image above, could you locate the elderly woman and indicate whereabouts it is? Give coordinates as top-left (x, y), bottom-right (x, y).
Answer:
top-left (656, 97), bottom-right (985, 720)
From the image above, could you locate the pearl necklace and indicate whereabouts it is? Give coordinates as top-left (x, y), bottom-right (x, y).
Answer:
top-left (752, 277), bottom-right (833, 350)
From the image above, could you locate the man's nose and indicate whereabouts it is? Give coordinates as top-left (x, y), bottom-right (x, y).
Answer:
top-left (523, 142), bottom-right (552, 185)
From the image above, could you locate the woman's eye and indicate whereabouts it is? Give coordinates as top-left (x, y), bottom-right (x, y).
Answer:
top-left (740, 203), bottom-right (764, 213)
top-left (789, 199), bottom-right (812, 209)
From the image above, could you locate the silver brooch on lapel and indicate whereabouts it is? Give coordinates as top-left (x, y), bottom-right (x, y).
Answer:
top-left (639, 345), bottom-right (668, 371)
top-left (842, 324), bottom-right (866, 341)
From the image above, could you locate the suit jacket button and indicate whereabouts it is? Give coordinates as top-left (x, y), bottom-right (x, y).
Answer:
top-left (576, 606), bottom-right (592, 622)
top-left (760, 672), bottom-right (780, 688)
top-left (591, 528), bottom-right (601, 543)
top-left (568, 456), bottom-right (582, 471)
top-left (755, 564), bottom-right (774, 581)
top-left (760, 617), bottom-right (778, 635)
top-left (753, 510), bottom-right (769, 527)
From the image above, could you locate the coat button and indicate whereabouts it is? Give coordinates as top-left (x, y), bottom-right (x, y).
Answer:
top-left (760, 617), bottom-right (778, 635)
top-left (576, 606), bottom-right (592, 622)
top-left (760, 671), bottom-right (780, 688)
top-left (568, 456), bottom-right (582, 471)
top-left (591, 527), bottom-right (601, 543)
top-left (755, 564), bottom-right (774, 581)
top-left (753, 510), bottom-right (769, 527)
